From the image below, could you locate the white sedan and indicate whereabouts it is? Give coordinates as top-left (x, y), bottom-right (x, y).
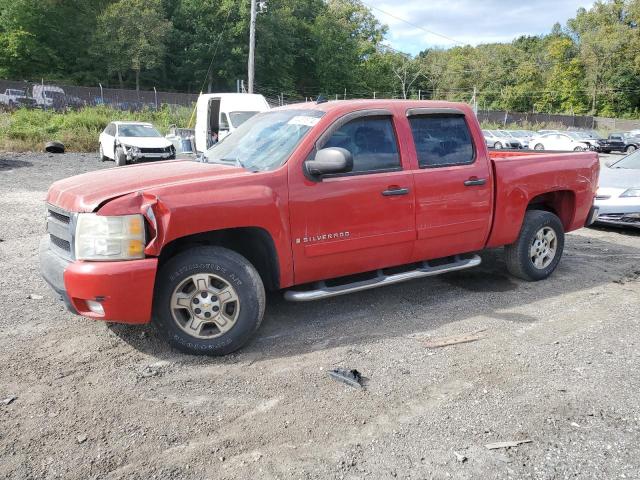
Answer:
top-left (529, 133), bottom-right (591, 152)
top-left (99, 121), bottom-right (176, 166)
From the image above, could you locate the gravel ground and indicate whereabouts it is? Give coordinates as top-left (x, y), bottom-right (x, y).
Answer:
top-left (1, 152), bottom-right (639, 480)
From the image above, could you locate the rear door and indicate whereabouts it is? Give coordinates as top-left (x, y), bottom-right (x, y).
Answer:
top-left (288, 110), bottom-right (416, 284)
top-left (407, 108), bottom-right (493, 260)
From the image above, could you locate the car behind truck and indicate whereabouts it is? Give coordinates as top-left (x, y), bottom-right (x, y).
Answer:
top-left (40, 100), bottom-right (600, 355)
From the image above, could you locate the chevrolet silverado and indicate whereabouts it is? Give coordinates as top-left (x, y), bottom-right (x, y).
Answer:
top-left (41, 100), bottom-right (600, 355)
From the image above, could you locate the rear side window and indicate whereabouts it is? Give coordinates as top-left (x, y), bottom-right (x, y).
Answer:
top-left (323, 116), bottom-right (400, 173)
top-left (409, 115), bottom-right (474, 168)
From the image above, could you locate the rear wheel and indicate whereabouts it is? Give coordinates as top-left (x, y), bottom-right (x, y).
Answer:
top-left (504, 210), bottom-right (564, 281)
top-left (574, 146), bottom-right (585, 152)
top-left (153, 246), bottom-right (265, 355)
top-left (494, 142), bottom-right (503, 150)
top-left (534, 143), bottom-right (544, 151)
top-left (114, 146), bottom-right (127, 166)
top-left (626, 145), bottom-right (637, 153)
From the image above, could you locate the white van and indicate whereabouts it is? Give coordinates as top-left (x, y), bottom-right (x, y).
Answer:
top-left (194, 93), bottom-right (270, 152)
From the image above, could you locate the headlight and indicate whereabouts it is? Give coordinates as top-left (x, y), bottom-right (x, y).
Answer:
top-left (620, 188), bottom-right (640, 198)
top-left (75, 213), bottom-right (146, 261)
top-left (123, 145), bottom-right (140, 156)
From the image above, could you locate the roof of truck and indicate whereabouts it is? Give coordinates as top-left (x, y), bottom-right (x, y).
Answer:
top-left (276, 99), bottom-right (473, 114)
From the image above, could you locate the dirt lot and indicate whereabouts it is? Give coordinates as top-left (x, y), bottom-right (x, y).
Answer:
top-left (1, 152), bottom-right (639, 480)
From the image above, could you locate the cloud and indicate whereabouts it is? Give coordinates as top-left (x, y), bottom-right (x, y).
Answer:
top-left (364, 0), bottom-right (595, 54)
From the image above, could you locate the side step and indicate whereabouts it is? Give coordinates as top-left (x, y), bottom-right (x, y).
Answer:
top-left (284, 254), bottom-right (481, 302)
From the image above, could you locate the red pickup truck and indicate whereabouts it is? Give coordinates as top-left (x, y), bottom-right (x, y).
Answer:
top-left (41, 100), bottom-right (600, 355)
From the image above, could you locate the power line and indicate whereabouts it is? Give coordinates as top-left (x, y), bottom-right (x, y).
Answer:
top-left (359, 0), bottom-right (465, 46)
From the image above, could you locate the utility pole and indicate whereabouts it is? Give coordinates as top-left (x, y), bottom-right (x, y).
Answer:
top-left (248, 0), bottom-right (257, 94)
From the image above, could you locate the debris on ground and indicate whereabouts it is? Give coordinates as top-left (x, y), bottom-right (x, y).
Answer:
top-left (76, 434), bottom-right (87, 444)
top-left (27, 293), bottom-right (43, 300)
top-left (485, 439), bottom-right (532, 450)
top-left (2, 395), bottom-right (17, 405)
top-left (453, 451), bottom-right (467, 463)
top-left (44, 141), bottom-right (65, 154)
top-left (422, 329), bottom-right (487, 349)
top-left (328, 368), bottom-right (363, 388)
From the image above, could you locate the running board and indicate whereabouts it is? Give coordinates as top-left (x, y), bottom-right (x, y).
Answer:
top-left (284, 254), bottom-right (482, 302)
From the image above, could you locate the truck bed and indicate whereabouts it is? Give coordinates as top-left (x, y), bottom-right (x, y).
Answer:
top-left (485, 150), bottom-right (600, 248)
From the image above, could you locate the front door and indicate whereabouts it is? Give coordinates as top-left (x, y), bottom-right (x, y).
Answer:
top-left (288, 112), bottom-right (416, 285)
top-left (407, 110), bottom-right (493, 260)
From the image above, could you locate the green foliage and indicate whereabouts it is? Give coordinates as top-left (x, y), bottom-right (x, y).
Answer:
top-left (2, 0), bottom-right (640, 117)
top-left (0, 106), bottom-right (191, 151)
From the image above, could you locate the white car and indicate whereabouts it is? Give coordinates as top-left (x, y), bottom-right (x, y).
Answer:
top-left (99, 121), bottom-right (175, 166)
top-left (529, 133), bottom-right (590, 152)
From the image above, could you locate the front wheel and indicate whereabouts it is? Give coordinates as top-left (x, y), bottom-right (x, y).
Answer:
top-left (574, 146), bottom-right (585, 152)
top-left (534, 143), bottom-right (544, 151)
top-left (494, 142), bottom-right (503, 150)
top-left (114, 146), bottom-right (127, 166)
top-left (153, 246), bottom-right (265, 355)
top-left (626, 145), bottom-right (637, 153)
top-left (504, 210), bottom-right (565, 281)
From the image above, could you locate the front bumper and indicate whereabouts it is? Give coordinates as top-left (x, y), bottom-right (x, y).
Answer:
top-left (39, 236), bottom-right (158, 324)
top-left (594, 213), bottom-right (640, 228)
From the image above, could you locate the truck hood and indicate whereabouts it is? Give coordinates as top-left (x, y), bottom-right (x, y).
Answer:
top-left (117, 136), bottom-right (173, 149)
top-left (47, 160), bottom-right (247, 212)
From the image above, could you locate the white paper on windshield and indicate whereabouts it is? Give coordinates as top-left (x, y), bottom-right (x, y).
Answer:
top-left (288, 116), bottom-right (320, 127)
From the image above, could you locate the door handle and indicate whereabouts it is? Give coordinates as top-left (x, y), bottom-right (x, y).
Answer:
top-left (464, 178), bottom-right (486, 187)
top-left (382, 187), bottom-right (410, 196)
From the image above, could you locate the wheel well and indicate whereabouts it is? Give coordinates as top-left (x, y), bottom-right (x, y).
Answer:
top-left (526, 190), bottom-right (575, 230)
top-left (158, 227), bottom-right (280, 291)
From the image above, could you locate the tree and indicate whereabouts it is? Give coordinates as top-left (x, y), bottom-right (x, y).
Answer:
top-left (93, 0), bottom-right (171, 91)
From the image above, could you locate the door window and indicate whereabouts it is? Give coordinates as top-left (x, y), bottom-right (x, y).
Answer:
top-left (408, 115), bottom-right (474, 168)
top-left (323, 116), bottom-right (401, 173)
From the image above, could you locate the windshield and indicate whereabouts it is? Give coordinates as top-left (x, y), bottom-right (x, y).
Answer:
top-left (204, 109), bottom-right (323, 171)
top-left (229, 111), bottom-right (260, 128)
top-left (567, 132), bottom-right (587, 140)
top-left (44, 91), bottom-right (64, 99)
top-left (610, 150), bottom-right (640, 169)
top-left (118, 124), bottom-right (162, 137)
top-left (7, 89), bottom-right (24, 96)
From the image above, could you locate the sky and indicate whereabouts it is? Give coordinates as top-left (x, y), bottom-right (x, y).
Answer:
top-left (363, 0), bottom-right (596, 55)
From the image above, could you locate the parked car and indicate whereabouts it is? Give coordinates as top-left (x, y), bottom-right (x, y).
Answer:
top-left (194, 93), bottom-right (270, 152)
top-left (529, 133), bottom-right (591, 151)
top-left (537, 129), bottom-right (561, 136)
top-left (482, 130), bottom-right (522, 149)
top-left (619, 133), bottom-right (640, 153)
top-left (99, 121), bottom-right (175, 166)
top-left (0, 89), bottom-right (37, 107)
top-left (501, 130), bottom-right (533, 149)
top-left (566, 132), bottom-right (599, 151)
top-left (40, 99), bottom-right (600, 355)
top-left (597, 133), bottom-right (627, 153)
top-left (594, 151), bottom-right (640, 228)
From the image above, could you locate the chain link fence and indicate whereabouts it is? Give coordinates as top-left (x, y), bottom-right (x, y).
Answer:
top-left (0, 79), bottom-right (197, 112)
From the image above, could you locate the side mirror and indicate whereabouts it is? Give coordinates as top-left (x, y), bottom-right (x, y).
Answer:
top-left (305, 147), bottom-right (353, 178)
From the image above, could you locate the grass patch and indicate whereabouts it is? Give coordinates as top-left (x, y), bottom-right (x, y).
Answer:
top-left (0, 105), bottom-right (193, 152)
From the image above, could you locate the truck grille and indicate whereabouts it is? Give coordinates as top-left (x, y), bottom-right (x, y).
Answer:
top-left (46, 204), bottom-right (74, 259)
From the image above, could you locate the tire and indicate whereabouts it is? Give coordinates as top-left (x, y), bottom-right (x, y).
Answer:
top-left (153, 246), bottom-right (266, 356)
top-left (504, 210), bottom-right (565, 282)
top-left (494, 142), bottom-right (503, 150)
top-left (99, 144), bottom-right (108, 162)
top-left (534, 143), bottom-right (544, 151)
top-left (626, 145), bottom-right (637, 153)
top-left (115, 146), bottom-right (127, 166)
top-left (573, 146), bottom-right (585, 152)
